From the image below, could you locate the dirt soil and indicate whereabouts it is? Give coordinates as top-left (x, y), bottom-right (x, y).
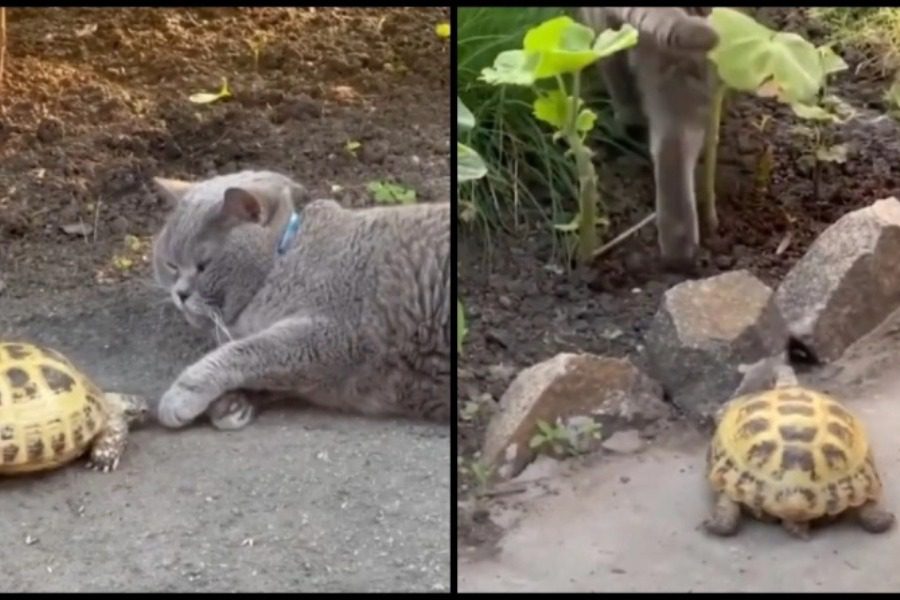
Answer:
top-left (458, 7), bottom-right (900, 553)
top-left (0, 7), bottom-right (450, 593)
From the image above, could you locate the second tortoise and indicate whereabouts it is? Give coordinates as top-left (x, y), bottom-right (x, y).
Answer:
top-left (704, 361), bottom-right (894, 539)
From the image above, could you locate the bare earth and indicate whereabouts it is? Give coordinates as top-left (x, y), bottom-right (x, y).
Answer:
top-left (459, 307), bottom-right (900, 593)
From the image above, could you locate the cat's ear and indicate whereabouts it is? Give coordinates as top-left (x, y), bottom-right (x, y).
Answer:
top-left (221, 187), bottom-right (263, 223)
top-left (152, 177), bottom-right (193, 208)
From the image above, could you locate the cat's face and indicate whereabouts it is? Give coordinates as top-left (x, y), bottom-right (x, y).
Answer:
top-left (151, 170), bottom-right (305, 329)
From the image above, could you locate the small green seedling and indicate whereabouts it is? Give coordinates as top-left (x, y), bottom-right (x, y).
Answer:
top-left (189, 77), bottom-right (232, 104)
top-left (344, 140), bottom-right (362, 157)
top-left (366, 180), bottom-right (416, 204)
top-left (529, 419), bottom-right (570, 456)
top-left (479, 16), bottom-right (638, 263)
top-left (468, 460), bottom-right (494, 493)
top-left (530, 417), bottom-right (603, 457)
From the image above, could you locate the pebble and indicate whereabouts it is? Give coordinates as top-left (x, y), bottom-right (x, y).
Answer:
top-left (601, 430), bottom-right (644, 454)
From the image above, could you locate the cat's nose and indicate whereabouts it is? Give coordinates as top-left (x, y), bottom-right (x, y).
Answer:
top-left (177, 290), bottom-right (189, 303)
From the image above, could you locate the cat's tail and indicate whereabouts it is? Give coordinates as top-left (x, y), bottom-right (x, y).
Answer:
top-left (582, 7), bottom-right (719, 54)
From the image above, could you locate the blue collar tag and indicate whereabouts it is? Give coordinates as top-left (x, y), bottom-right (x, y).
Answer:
top-left (277, 211), bottom-right (301, 255)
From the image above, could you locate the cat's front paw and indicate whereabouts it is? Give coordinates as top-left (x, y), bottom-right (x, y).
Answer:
top-left (157, 380), bottom-right (217, 428)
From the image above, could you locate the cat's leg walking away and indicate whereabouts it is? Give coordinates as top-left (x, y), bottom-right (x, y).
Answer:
top-left (638, 57), bottom-right (713, 274)
top-left (156, 315), bottom-right (352, 428)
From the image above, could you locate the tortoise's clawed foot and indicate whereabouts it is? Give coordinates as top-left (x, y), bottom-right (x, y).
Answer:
top-left (782, 520), bottom-right (810, 540)
top-left (857, 501), bottom-right (895, 533)
top-left (85, 455), bottom-right (120, 473)
top-left (703, 493), bottom-right (741, 537)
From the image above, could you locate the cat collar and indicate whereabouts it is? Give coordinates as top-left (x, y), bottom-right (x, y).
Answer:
top-left (277, 211), bottom-right (301, 255)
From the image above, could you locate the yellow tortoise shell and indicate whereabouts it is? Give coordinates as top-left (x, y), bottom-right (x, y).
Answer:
top-left (0, 342), bottom-right (108, 473)
top-left (707, 385), bottom-right (882, 522)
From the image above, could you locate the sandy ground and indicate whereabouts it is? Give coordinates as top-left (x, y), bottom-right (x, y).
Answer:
top-left (0, 284), bottom-right (450, 592)
top-left (459, 307), bottom-right (900, 593)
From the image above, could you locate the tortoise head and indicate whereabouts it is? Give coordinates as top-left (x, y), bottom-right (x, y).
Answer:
top-left (106, 393), bottom-right (151, 426)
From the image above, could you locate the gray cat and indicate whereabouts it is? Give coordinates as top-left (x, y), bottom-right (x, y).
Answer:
top-left (150, 170), bottom-right (450, 430)
top-left (577, 7), bottom-right (720, 274)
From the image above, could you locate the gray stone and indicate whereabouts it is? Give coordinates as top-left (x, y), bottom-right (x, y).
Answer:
top-left (601, 429), bottom-right (644, 454)
top-left (775, 197), bottom-right (900, 363)
top-left (645, 270), bottom-right (787, 423)
top-left (482, 353), bottom-right (669, 479)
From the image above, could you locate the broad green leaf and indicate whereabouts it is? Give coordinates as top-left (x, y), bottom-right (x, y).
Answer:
top-left (532, 90), bottom-right (570, 129)
top-left (529, 434), bottom-right (545, 449)
top-left (818, 45), bottom-right (848, 76)
top-left (480, 49), bottom-right (540, 86)
top-left (189, 77), bottom-right (232, 104)
top-left (790, 102), bottom-right (838, 122)
top-left (523, 16), bottom-right (600, 77)
top-left (709, 8), bottom-right (824, 104)
top-left (592, 25), bottom-right (639, 58)
top-left (458, 97), bottom-right (476, 131)
top-left (458, 143), bottom-right (487, 182)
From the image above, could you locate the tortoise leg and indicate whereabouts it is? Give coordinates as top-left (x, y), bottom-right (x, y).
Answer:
top-left (781, 519), bottom-right (810, 540)
top-left (856, 500), bottom-right (895, 533)
top-left (85, 415), bottom-right (129, 473)
top-left (703, 493), bottom-right (742, 536)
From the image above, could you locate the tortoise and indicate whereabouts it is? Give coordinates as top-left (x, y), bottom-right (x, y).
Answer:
top-left (0, 341), bottom-right (148, 474)
top-left (704, 360), bottom-right (895, 539)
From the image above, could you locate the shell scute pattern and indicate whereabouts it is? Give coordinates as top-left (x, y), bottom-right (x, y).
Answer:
top-left (0, 343), bottom-right (107, 472)
top-left (709, 386), bottom-right (879, 521)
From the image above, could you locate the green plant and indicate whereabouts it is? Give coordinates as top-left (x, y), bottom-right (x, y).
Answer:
top-left (457, 97), bottom-right (487, 356)
top-left (479, 15), bottom-right (638, 263)
top-left (366, 180), bottom-right (416, 204)
top-left (467, 460), bottom-right (494, 493)
top-left (458, 7), bottom-right (582, 240)
top-left (701, 8), bottom-right (850, 235)
top-left (529, 417), bottom-right (602, 457)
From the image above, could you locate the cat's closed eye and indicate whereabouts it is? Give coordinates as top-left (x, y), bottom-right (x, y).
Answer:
top-left (165, 261), bottom-right (178, 272)
top-left (197, 261), bottom-right (209, 273)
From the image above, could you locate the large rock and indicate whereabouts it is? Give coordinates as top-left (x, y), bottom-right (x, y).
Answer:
top-left (482, 353), bottom-right (669, 479)
top-left (645, 270), bottom-right (787, 423)
top-left (775, 197), bottom-right (900, 363)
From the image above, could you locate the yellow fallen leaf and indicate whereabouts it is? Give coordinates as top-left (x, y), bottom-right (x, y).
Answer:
top-left (435, 22), bottom-right (450, 39)
top-left (344, 140), bottom-right (361, 156)
top-left (112, 256), bottom-right (133, 271)
top-left (189, 77), bottom-right (232, 104)
top-left (124, 234), bottom-right (143, 252)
